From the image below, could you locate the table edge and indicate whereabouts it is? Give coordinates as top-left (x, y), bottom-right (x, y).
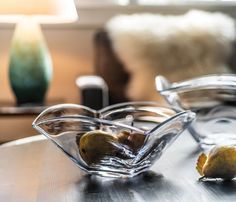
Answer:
top-left (0, 135), bottom-right (46, 147)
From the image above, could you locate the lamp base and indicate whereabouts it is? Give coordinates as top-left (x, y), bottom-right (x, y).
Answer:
top-left (15, 94), bottom-right (45, 107)
top-left (9, 18), bottom-right (52, 106)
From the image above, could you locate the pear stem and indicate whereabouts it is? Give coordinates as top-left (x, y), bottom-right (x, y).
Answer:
top-left (198, 176), bottom-right (206, 181)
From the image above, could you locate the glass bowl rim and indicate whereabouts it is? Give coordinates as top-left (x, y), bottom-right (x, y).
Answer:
top-left (156, 74), bottom-right (236, 94)
top-left (99, 101), bottom-right (181, 113)
top-left (32, 101), bottom-right (187, 136)
top-left (32, 114), bottom-right (148, 135)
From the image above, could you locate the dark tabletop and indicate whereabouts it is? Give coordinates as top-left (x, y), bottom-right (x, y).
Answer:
top-left (0, 132), bottom-right (235, 202)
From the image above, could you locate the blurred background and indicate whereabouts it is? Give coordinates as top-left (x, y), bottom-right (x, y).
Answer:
top-left (1, 0), bottom-right (236, 142)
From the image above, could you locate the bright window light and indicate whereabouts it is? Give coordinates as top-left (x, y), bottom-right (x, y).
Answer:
top-left (78, 0), bottom-right (236, 4)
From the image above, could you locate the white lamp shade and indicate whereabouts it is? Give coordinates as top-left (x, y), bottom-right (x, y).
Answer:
top-left (0, 0), bottom-right (78, 23)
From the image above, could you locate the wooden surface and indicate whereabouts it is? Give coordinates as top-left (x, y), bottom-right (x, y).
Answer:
top-left (0, 100), bottom-right (65, 116)
top-left (1, 133), bottom-right (236, 202)
top-left (0, 116), bottom-right (38, 143)
top-left (0, 101), bottom-right (63, 143)
top-left (0, 104), bottom-right (44, 143)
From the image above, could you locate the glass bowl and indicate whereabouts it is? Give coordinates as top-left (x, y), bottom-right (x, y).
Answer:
top-left (33, 102), bottom-right (194, 178)
top-left (156, 74), bottom-right (236, 150)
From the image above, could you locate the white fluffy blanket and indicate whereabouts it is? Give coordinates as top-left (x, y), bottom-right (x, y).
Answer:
top-left (106, 10), bottom-right (235, 101)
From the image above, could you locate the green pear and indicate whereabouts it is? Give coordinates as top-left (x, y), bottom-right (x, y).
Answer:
top-left (79, 130), bottom-right (119, 165)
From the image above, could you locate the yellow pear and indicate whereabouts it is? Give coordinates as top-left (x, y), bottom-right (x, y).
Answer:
top-left (196, 146), bottom-right (236, 180)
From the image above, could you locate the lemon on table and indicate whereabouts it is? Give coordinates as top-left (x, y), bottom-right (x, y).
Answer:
top-left (196, 146), bottom-right (236, 180)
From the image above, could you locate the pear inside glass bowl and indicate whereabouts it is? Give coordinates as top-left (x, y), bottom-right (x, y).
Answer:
top-left (33, 102), bottom-right (194, 178)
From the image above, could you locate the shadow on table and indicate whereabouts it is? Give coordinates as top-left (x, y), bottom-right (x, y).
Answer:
top-left (76, 171), bottom-right (182, 202)
top-left (188, 145), bottom-right (202, 156)
top-left (199, 180), bottom-right (236, 196)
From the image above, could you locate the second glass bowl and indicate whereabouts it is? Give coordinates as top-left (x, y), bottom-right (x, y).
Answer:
top-left (156, 74), bottom-right (236, 150)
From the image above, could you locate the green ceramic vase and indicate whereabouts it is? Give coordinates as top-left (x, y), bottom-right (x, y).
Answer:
top-left (9, 18), bottom-right (52, 106)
